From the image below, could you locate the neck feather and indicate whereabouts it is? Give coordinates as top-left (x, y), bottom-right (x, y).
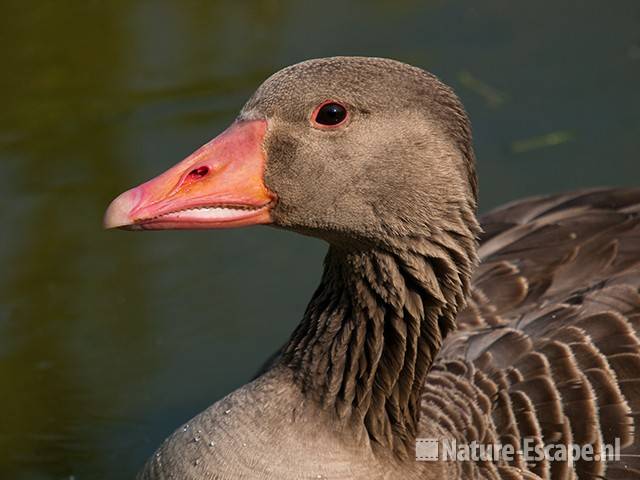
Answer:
top-left (281, 210), bottom-right (479, 456)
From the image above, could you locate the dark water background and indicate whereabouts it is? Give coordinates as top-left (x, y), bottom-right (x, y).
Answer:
top-left (1, 1), bottom-right (639, 478)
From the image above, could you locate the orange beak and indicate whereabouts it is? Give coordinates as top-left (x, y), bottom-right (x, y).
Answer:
top-left (103, 120), bottom-right (275, 230)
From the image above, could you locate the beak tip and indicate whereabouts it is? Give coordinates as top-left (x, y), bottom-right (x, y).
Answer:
top-left (103, 188), bottom-right (139, 229)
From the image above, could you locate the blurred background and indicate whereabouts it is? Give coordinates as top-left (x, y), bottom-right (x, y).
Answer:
top-left (1, 0), bottom-right (639, 478)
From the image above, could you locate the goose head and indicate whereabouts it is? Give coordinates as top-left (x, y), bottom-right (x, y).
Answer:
top-left (104, 57), bottom-right (477, 249)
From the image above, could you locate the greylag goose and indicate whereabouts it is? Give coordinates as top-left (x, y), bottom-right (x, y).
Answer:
top-left (104, 57), bottom-right (640, 480)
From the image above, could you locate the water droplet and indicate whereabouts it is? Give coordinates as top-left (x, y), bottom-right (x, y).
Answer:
top-left (194, 459), bottom-right (200, 466)
top-left (224, 409), bottom-right (231, 414)
top-left (209, 441), bottom-right (215, 447)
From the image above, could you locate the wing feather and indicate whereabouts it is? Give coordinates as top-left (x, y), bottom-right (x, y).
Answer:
top-left (422, 188), bottom-right (640, 479)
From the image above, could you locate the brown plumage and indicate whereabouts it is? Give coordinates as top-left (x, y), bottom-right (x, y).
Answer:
top-left (433, 188), bottom-right (640, 479)
top-left (107, 57), bottom-right (640, 479)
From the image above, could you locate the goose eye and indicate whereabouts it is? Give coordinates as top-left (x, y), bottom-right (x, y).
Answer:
top-left (313, 102), bottom-right (348, 127)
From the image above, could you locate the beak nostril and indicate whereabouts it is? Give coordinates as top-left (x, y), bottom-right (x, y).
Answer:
top-left (187, 166), bottom-right (210, 180)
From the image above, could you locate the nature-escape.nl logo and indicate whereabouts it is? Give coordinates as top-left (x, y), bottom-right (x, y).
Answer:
top-left (415, 438), bottom-right (622, 463)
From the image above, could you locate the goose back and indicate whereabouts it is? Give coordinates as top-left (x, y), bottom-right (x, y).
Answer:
top-left (426, 187), bottom-right (640, 479)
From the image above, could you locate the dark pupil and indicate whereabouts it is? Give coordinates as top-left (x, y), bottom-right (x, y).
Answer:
top-left (316, 103), bottom-right (346, 125)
